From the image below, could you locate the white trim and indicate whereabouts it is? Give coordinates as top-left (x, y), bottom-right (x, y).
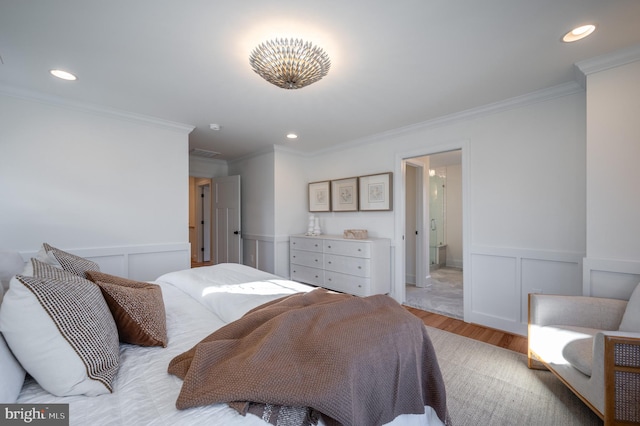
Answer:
top-left (0, 84), bottom-right (195, 134)
top-left (19, 242), bottom-right (189, 260)
top-left (583, 257), bottom-right (640, 296)
top-left (394, 139), bottom-right (470, 324)
top-left (471, 245), bottom-right (585, 263)
top-left (242, 234), bottom-right (290, 243)
top-left (19, 243), bottom-right (190, 281)
top-left (306, 82), bottom-right (582, 158)
top-left (575, 43), bottom-right (640, 79)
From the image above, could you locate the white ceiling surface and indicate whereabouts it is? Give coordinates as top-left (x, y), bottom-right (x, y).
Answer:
top-left (1, 1), bottom-right (640, 161)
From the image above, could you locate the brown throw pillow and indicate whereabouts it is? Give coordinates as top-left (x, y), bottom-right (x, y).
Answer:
top-left (85, 271), bottom-right (167, 347)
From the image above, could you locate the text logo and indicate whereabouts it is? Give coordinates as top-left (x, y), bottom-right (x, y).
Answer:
top-left (1, 404), bottom-right (68, 425)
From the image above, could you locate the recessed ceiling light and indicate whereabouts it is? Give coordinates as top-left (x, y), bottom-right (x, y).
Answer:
top-left (286, 133), bottom-right (298, 139)
top-left (562, 24), bottom-right (596, 43)
top-left (50, 69), bottom-right (77, 81)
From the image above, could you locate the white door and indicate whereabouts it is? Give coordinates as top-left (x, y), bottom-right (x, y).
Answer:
top-left (212, 175), bottom-right (241, 264)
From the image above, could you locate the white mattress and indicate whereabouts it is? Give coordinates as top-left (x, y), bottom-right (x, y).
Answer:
top-left (16, 263), bottom-right (444, 426)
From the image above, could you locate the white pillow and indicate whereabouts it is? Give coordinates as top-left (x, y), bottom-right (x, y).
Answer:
top-left (619, 282), bottom-right (640, 332)
top-left (0, 250), bottom-right (24, 293)
top-left (0, 264), bottom-right (119, 396)
top-left (0, 332), bottom-right (26, 403)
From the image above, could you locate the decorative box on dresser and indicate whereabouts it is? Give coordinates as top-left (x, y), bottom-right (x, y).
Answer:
top-left (289, 234), bottom-right (391, 297)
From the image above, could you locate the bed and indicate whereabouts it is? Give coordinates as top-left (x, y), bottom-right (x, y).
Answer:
top-left (0, 244), bottom-right (449, 426)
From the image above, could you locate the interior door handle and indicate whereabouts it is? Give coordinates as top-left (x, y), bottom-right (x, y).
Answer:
top-left (233, 231), bottom-right (239, 235)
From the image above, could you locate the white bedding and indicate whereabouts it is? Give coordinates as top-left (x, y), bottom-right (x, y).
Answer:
top-left (15, 263), bottom-right (444, 426)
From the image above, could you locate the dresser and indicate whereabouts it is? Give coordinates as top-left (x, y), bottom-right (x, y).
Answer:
top-left (289, 234), bottom-right (391, 296)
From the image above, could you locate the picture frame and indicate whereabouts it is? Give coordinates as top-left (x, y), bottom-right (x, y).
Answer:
top-left (308, 181), bottom-right (331, 212)
top-left (359, 172), bottom-right (393, 211)
top-left (331, 177), bottom-right (359, 212)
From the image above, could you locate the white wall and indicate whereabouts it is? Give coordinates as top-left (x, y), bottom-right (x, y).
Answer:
top-left (228, 149), bottom-right (276, 273)
top-left (299, 87), bottom-right (587, 335)
top-left (273, 148), bottom-right (309, 277)
top-left (189, 156), bottom-right (228, 178)
top-left (0, 91), bottom-right (192, 280)
top-left (583, 58), bottom-right (640, 298)
top-left (445, 163), bottom-right (463, 268)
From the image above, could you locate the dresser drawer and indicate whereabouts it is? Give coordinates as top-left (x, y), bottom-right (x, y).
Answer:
top-left (324, 254), bottom-right (370, 277)
top-left (290, 264), bottom-right (324, 286)
top-left (290, 249), bottom-right (323, 268)
top-left (290, 236), bottom-right (323, 252)
top-left (324, 271), bottom-right (370, 297)
top-left (323, 240), bottom-right (370, 258)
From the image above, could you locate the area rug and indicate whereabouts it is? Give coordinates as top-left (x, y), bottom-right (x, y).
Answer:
top-left (426, 326), bottom-right (602, 425)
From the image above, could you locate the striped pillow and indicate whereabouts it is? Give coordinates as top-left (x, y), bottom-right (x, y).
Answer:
top-left (0, 260), bottom-right (119, 396)
top-left (40, 243), bottom-right (100, 278)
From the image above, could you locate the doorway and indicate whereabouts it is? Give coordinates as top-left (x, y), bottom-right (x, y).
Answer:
top-left (188, 175), bottom-right (242, 267)
top-left (403, 150), bottom-right (464, 319)
top-left (189, 177), bottom-right (213, 266)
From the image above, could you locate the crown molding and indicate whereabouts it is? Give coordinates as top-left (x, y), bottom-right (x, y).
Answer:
top-left (0, 83), bottom-right (195, 134)
top-left (311, 81), bottom-right (583, 157)
top-left (574, 43), bottom-right (640, 84)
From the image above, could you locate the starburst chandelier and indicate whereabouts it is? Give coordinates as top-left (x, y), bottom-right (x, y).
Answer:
top-left (249, 38), bottom-right (331, 90)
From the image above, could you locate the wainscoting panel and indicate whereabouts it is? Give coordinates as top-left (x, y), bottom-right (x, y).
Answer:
top-left (470, 254), bottom-right (519, 324)
top-left (20, 243), bottom-right (190, 281)
top-left (469, 246), bottom-right (584, 336)
top-left (242, 234), bottom-right (294, 278)
top-left (520, 257), bottom-right (583, 324)
top-left (583, 257), bottom-right (640, 300)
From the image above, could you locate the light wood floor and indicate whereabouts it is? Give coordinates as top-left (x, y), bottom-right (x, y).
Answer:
top-left (404, 306), bottom-right (528, 355)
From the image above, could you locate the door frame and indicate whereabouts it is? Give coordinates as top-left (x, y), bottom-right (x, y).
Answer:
top-left (405, 160), bottom-right (429, 288)
top-left (393, 140), bottom-right (470, 321)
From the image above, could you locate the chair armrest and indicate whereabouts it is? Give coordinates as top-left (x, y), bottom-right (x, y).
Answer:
top-left (529, 294), bottom-right (627, 330)
top-left (603, 334), bottom-right (640, 424)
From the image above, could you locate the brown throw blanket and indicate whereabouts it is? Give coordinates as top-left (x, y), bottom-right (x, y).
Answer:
top-left (168, 289), bottom-right (448, 426)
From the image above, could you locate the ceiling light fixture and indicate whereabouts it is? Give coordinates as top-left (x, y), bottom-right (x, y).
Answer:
top-left (50, 69), bottom-right (77, 81)
top-left (562, 24), bottom-right (596, 42)
top-left (249, 38), bottom-right (331, 89)
top-left (286, 133), bottom-right (298, 139)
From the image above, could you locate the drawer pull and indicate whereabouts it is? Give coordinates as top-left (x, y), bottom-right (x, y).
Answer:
top-left (328, 245), bottom-right (332, 248)
top-left (328, 261), bottom-right (332, 264)
top-left (315, 259), bottom-right (318, 262)
top-left (315, 275), bottom-right (319, 278)
top-left (293, 255), bottom-right (296, 258)
top-left (358, 248), bottom-right (362, 252)
top-left (315, 244), bottom-right (319, 247)
top-left (358, 266), bottom-right (362, 269)
top-left (328, 278), bottom-right (332, 281)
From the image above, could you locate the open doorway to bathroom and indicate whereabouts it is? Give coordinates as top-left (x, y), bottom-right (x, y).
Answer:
top-left (404, 150), bottom-right (463, 319)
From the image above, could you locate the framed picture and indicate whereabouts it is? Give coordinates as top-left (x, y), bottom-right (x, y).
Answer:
top-left (359, 172), bottom-right (393, 211)
top-left (308, 181), bottom-right (331, 212)
top-left (331, 177), bottom-right (358, 212)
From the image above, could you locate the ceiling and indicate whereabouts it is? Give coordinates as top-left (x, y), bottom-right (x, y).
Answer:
top-left (1, 1), bottom-right (640, 161)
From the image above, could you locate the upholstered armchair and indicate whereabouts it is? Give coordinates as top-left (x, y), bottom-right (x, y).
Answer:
top-left (528, 286), bottom-right (640, 425)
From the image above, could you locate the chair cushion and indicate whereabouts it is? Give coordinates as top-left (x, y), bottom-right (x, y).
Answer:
top-left (619, 282), bottom-right (640, 332)
top-left (562, 336), bottom-right (594, 376)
